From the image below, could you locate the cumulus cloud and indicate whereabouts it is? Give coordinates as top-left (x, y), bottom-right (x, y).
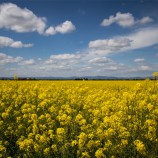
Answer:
top-left (18, 59), bottom-right (35, 65)
top-left (134, 58), bottom-right (145, 62)
top-left (44, 53), bottom-right (81, 68)
top-left (44, 26), bottom-right (56, 36)
top-left (101, 12), bottom-right (153, 27)
top-left (44, 21), bottom-right (76, 35)
top-left (138, 16), bottom-right (153, 24)
top-left (125, 27), bottom-right (158, 50)
top-left (55, 21), bottom-right (76, 34)
top-left (88, 57), bottom-right (112, 64)
top-left (1, 50), bottom-right (157, 77)
top-left (0, 53), bottom-right (36, 66)
top-left (89, 38), bottom-right (132, 51)
top-left (101, 12), bottom-right (135, 27)
top-left (0, 36), bottom-right (33, 48)
top-left (50, 53), bottom-right (80, 60)
top-left (0, 3), bottom-right (76, 35)
top-left (0, 3), bottom-right (46, 34)
top-left (88, 27), bottom-right (158, 55)
top-left (0, 53), bottom-right (23, 64)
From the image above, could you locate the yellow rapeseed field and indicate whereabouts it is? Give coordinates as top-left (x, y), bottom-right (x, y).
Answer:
top-left (0, 80), bottom-right (158, 158)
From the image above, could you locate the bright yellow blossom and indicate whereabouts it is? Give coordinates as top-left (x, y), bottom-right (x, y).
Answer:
top-left (0, 80), bottom-right (157, 157)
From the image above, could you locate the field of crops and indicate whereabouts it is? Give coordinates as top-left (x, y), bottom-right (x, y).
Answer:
top-left (0, 80), bottom-right (158, 158)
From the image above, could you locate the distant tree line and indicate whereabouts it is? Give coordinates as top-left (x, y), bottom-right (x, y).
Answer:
top-left (75, 78), bottom-right (88, 80)
top-left (0, 77), bottom-right (37, 80)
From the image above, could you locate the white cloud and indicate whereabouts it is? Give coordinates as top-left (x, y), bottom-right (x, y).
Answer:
top-left (0, 3), bottom-right (46, 34)
top-left (45, 21), bottom-right (76, 35)
top-left (125, 27), bottom-right (158, 50)
top-left (45, 59), bottom-right (57, 65)
top-left (18, 59), bottom-right (35, 65)
top-left (104, 66), bottom-right (118, 71)
top-left (0, 53), bottom-right (7, 59)
top-left (23, 43), bottom-right (34, 48)
top-left (140, 65), bottom-right (150, 70)
top-left (101, 12), bottom-right (153, 27)
top-left (88, 27), bottom-right (158, 55)
top-left (134, 58), bottom-right (145, 62)
top-left (0, 3), bottom-right (76, 36)
top-left (0, 53), bottom-right (23, 64)
top-left (44, 53), bottom-right (81, 67)
top-left (88, 57), bottom-right (112, 64)
top-left (1, 50), bottom-right (157, 77)
top-left (0, 53), bottom-right (35, 66)
top-left (79, 67), bottom-right (92, 72)
top-left (55, 21), bottom-right (76, 34)
top-left (89, 38), bottom-right (132, 51)
top-left (101, 12), bottom-right (135, 27)
top-left (45, 26), bottom-right (56, 35)
top-left (39, 67), bottom-right (46, 70)
top-left (138, 16), bottom-right (153, 24)
top-left (10, 41), bottom-right (24, 48)
top-left (50, 53), bottom-right (80, 60)
top-left (0, 36), bottom-right (33, 48)
top-left (0, 36), bottom-right (12, 47)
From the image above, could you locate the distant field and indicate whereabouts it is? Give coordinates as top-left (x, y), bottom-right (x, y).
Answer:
top-left (0, 80), bottom-right (157, 157)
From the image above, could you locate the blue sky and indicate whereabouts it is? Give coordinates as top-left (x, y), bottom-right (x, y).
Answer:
top-left (0, 0), bottom-right (158, 77)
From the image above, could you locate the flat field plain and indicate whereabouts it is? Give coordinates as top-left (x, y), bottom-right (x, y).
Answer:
top-left (0, 80), bottom-right (158, 158)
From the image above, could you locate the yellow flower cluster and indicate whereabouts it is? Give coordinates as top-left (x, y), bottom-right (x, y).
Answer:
top-left (0, 80), bottom-right (158, 157)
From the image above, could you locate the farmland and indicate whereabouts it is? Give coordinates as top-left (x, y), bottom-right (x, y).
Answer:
top-left (0, 80), bottom-right (158, 157)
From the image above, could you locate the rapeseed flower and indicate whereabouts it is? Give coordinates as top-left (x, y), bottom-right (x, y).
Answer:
top-left (0, 80), bottom-right (157, 157)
